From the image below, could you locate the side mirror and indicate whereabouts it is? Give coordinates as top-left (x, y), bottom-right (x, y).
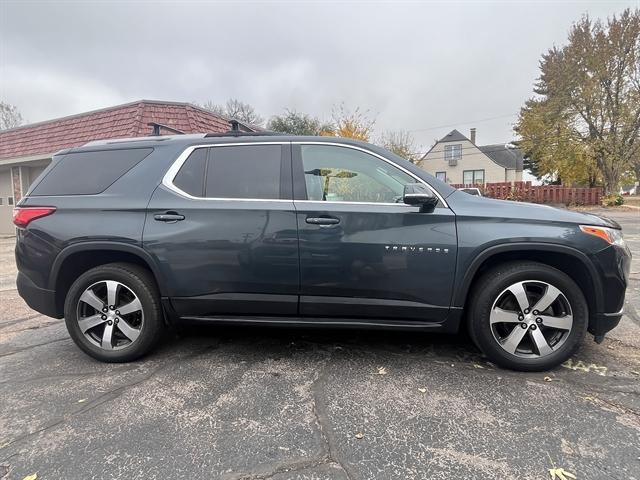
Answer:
top-left (403, 183), bottom-right (439, 212)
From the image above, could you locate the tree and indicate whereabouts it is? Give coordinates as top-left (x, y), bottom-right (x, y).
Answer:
top-left (516, 99), bottom-right (600, 186)
top-left (379, 130), bottom-right (420, 163)
top-left (0, 101), bottom-right (23, 130)
top-left (201, 98), bottom-right (264, 126)
top-left (328, 104), bottom-right (375, 141)
top-left (267, 110), bottom-right (333, 135)
top-left (515, 8), bottom-right (640, 193)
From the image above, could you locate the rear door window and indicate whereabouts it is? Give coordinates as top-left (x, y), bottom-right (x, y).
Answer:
top-left (172, 148), bottom-right (207, 197)
top-left (31, 148), bottom-right (153, 196)
top-left (205, 145), bottom-right (282, 199)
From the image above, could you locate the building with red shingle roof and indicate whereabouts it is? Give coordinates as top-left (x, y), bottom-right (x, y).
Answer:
top-left (0, 100), bottom-right (256, 233)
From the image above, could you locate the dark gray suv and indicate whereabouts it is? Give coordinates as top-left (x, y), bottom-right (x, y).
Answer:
top-left (14, 133), bottom-right (630, 371)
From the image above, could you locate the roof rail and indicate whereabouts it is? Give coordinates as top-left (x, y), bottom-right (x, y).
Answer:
top-left (204, 130), bottom-right (281, 138)
top-left (148, 122), bottom-right (185, 136)
top-left (83, 133), bottom-right (206, 147)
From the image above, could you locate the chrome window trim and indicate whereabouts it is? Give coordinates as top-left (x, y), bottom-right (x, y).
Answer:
top-left (162, 141), bottom-right (448, 208)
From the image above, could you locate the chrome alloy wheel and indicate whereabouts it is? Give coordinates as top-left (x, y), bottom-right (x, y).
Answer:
top-left (490, 280), bottom-right (573, 358)
top-left (76, 280), bottom-right (144, 350)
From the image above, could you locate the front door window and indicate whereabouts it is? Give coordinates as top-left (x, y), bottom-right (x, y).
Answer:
top-left (301, 145), bottom-right (414, 203)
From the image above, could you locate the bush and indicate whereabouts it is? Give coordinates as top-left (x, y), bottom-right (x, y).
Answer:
top-left (601, 194), bottom-right (624, 207)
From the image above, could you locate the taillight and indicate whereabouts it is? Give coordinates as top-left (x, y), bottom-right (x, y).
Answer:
top-left (13, 207), bottom-right (56, 228)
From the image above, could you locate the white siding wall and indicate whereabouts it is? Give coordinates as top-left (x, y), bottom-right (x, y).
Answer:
top-left (0, 161), bottom-right (51, 235)
top-left (419, 139), bottom-right (508, 184)
top-left (0, 168), bottom-right (14, 235)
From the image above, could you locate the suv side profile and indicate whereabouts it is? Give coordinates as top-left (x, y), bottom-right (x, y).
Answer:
top-left (14, 134), bottom-right (630, 371)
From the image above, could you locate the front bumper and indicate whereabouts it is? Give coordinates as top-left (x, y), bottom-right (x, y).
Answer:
top-left (588, 243), bottom-right (630, 339)
top-left (17, 271), bottom-right (61, 319)
top-left (592, 309), bottom-right (624, 342)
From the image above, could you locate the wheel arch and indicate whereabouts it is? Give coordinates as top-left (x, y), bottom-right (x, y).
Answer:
top-left (50, 242), bottom-right (166, 316)
top-left (455, 243), bottom-right (603, 327)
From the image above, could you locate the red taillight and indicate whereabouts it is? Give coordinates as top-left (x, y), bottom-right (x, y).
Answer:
top-left (13, 207), bottom-right (56, 228)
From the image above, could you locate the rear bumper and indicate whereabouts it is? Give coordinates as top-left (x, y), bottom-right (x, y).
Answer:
top-left (17, 271), bottom-right (61, 319)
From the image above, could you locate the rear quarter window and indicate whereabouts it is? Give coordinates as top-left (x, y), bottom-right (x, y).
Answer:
top-left (30, 148), bottom-right (153, 196)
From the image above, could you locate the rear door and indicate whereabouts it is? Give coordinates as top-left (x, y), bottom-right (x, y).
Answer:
top-left (293, 143), bottom-right (457, 322)
top-left (143, 142), bottom-right (299, 317)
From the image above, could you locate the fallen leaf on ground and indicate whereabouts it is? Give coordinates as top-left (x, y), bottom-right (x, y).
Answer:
top-left (375, 367), bottom-right (387, 375)
top-left (22, 474), bottom-right (38, 480)
top-left (473, 364), bottom-right (484, 369)
top-left (544, 376), bottom-right (553, 382)
top-left (418, 387), bottom-right (427, 393)
top-left (354, 432), bottom-right (364, 439)
top-left (549, 467), bottom-right (576, 479)
top-left (78, 398), bottom-right (87, 403)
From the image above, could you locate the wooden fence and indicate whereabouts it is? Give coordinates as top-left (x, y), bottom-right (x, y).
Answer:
top-left (451, 181), bottom-right (603, 205)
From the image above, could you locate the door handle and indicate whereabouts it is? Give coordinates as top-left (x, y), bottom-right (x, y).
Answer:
top-left (154, 212), bottom-right (185, 222)
top-left (306, 216), bottom-right (340, 226)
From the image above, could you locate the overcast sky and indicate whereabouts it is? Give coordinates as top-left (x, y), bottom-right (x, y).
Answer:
top-left (0, 0), bottom-right (635, 155)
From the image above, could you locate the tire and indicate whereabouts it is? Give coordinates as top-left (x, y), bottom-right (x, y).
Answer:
top-left (467, 261), bottom-right (587, 371)
top-left (64, 263), bottom-right (164, 362)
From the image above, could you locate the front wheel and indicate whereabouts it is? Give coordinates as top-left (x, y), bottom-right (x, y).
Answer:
top-left (64, 263), bottom-right (164, 362)
top-left (468, 262), bottom-right (587, 371)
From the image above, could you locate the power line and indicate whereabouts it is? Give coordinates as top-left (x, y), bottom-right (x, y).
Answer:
top-left (407, 113), bottom-right (518, 134)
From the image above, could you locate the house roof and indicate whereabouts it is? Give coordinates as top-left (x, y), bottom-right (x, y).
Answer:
top-left (438, 129), bottom-right (469, 143)
top-left (478, 144), bottom-right (524, 171)
top-left (0, 100), bottom-right (251, 160)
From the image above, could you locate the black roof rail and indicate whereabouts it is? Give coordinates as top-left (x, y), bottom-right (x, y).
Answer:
top-left (148, 122), bottom-right (185, 136)
top-left (204, 130), bottom-right (281, 138)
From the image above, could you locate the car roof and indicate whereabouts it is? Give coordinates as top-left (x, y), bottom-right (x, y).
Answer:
top-left (76, 133), bottom-right (377, 150)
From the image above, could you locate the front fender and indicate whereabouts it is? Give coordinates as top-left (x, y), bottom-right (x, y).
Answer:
top-left (452, 242), bottom-right (604, 314)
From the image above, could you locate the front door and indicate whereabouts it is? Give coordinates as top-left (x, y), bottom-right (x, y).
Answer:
top-left (143, 142), bottom-right (299, 317)
top-left (293, 143), bottom-right (457, 322)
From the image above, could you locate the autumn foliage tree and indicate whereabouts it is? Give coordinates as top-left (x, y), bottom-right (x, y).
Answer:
top-left (379, 130), bottom-right (420, 163)
top-left (515, 8), bottom-right (640, 193)
top-left (267, 110), bottom-right (333, 135)
top-left (328, 104), bottom-right (375, 141)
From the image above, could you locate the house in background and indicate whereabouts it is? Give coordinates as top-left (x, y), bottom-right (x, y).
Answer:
top-left (418, 128), bottom-right (524, 185)
top-left (0, 100), bottom-right (256, 234)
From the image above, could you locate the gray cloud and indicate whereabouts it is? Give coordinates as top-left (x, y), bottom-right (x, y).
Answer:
top-left (0, 0), bottom-right (632, 154)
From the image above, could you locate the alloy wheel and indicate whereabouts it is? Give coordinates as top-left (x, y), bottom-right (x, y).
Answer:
top-left (76, 280), bottom-right (144, 350)
top-left (490, 280), bottom-right (573, 358)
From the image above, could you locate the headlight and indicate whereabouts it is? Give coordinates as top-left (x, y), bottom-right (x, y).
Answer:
top-left (579, 225), bottom-right (626, 247)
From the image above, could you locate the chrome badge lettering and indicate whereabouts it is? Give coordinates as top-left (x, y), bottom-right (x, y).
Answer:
top-left (384, 245), bottom-right (449, 254)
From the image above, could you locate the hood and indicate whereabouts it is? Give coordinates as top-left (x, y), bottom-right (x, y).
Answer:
top-left (447, 190), bottom-right (619, 228)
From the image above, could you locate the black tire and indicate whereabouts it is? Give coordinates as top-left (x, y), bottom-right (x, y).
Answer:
top-left (64, 263), bottom-right (164, 362)
top-left (467, 261), bottom-right (587, 371)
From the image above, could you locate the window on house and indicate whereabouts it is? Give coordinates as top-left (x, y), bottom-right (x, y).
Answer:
top-left (8, 197), bottom-right (14, 205)
top-left (463, 169), bottom-right (485, 185)
top-left (444, 144), bottom-right (462, 161)
top-left (435, 172), bottom-right (447, 182)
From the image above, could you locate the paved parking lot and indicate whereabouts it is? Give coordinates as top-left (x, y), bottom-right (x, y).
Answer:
top-left (1, 208), bottom-right (639, 480)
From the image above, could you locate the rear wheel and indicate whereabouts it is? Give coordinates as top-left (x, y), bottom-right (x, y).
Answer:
top-left (64, 263), bottom-right (164, 362)
top-left (468, 262), bottom-right (587, 371)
